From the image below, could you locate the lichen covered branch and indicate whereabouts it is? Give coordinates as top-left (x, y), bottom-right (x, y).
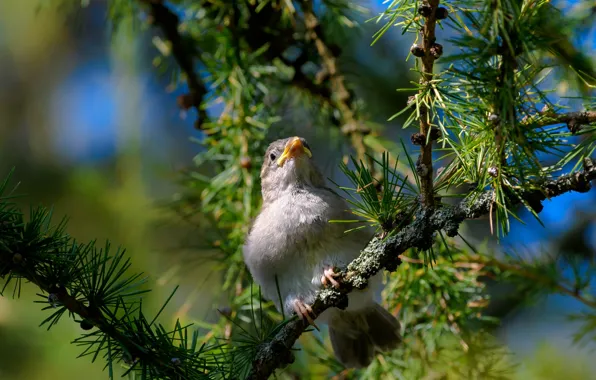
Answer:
top-left (246, 157), bottom-right (596, 379)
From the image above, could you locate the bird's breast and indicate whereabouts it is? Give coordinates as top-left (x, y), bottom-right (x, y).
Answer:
top-left (248, 189), bottom-right (346, 263)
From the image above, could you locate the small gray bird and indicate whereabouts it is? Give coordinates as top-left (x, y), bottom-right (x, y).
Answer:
top-left (243, 136), bottom-right (401, 368)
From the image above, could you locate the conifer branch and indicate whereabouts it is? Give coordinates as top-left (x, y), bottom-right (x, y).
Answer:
top-left (414, 0), bottom-right (441, 208)
top-left (240, 2), bottom-right (331, 102)
top-left (219, 0), bottom-right (373, 171)
top-left (299, 0), bottom-right (371, 165)
top-left (24, 281), bottom-right (178, 373)
top-left (493, 4), bottom-right (519, 165)
top-left (522, 109), bottom-right (596, 133)
top-left (0, 182), bottom-right (218, 378)
top-left (464, 255), bottom-right (596, 308)
top-left (247, 157), bottom-right (596, 379)
top-left (140, 0), bottom-right (209, 129)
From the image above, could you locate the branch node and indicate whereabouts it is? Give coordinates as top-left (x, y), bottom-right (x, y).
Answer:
top-left (418, 3), bottom-right (433, 17)
top-left (567, 119), bottom-right (582, 134)
top-left (176, 93), bottom-right (194, 110)
top-left (574, 172), bottom-right (592, 193)
top-left (583, 157), bottom-right (595, 172)
top-left (435, 7), bottom-right (449, 20)
top-left (411, 132), bottom-right (426, 145)
top-left (12, 253), bottom-right (23, 264)
top-left (488, 166), bottom-right (499, 178)
top-left (416, 155), bottom-right (430, 177)
top-left (430, 43), bottom-right (443, 59)
top-left (444, 220), bottom-right (459, 237)
top-left (48, 293), bottom-right (60, 308)
top-left (488, 113), bottom-right (500, 124)
top-left (411, 44), bottom-right (425, 57)
top-left (526, 197), bottom-right (544, 214)
top-left (80, 320), bottom-right (94, 331)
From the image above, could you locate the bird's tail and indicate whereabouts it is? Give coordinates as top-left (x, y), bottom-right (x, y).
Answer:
top-left (328, 303), bottom-right (401, 369)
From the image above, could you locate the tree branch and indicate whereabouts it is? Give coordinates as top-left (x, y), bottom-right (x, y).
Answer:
top-left (1, 236), bottom-right (189, 377)
top-left (465, 254), bottom-right (596, 308)
top-left (300, 0), bottom-right (371, 164)
top-left (140, 0), bottom-right (208, 128)
top-left (522, 110), bottom-right (596, 133)
top-left (35, 284), bottom-right (163, 368)
top-left (493, 5), bottom-right (519, 167)
top-left (414, 0), bottom-right (442, 208)
top-left (233, 1), bottom-right (374, 172)
top-left (246, 157), bottom-right (596, 379)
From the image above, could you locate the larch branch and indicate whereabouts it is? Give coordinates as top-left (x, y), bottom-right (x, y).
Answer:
top-left (416, 0), bottom-right (441, 208)
top-left (140, 0), bottom-right (209, 128)
top-left (522, 110), bottom-right (596, 133)
top-left (300, 0), bottom-right (371, 164)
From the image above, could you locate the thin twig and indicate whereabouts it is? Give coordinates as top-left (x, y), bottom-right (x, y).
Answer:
top-left (141, 0), bottom-right (209, 128)
top-left (246, 157), bottom-right (596, 379)
top-left (522, 110), bottom-right (596, 133)
top-left (465, 254), bottom-right (596, 308)
top-left (493, 6), bottom-right (519, 166)
top-left (300, 0), bottom-right (372, 166)
top-left (3, 269), bottom-right (176, 374)
top-left (416, 0), bottom-right (441, 208)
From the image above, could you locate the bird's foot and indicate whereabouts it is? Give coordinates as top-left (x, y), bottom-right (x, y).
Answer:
top-left (321, 265), bottom-right (341, 289)
top-left (292, 299), bottom-right (319, 331)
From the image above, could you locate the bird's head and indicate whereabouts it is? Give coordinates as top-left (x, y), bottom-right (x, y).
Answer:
top-left (260, 136), bottom-right (326, 203)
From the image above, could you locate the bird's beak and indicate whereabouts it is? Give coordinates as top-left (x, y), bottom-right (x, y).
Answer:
top-left (277, 137), bottom-right (312, 167)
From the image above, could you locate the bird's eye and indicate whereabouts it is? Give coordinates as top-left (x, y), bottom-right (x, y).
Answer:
top-left (269, 153), bottom-right (276, 161)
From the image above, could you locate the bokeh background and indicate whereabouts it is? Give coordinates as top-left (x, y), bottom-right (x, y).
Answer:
top-left (0, 0), bottom-right (595, 379)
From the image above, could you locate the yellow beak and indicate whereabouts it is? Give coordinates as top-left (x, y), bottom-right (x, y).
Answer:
top-left (277, 137), bottom-right (312, 167)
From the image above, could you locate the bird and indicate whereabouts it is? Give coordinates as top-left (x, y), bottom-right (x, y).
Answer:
top-left (243, 136), bottom-right (401, 368)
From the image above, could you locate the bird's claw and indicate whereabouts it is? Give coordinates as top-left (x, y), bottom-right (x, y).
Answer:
top-left (321, 266), bottom-right (341, 289)
top-left (293, 299), bottom-right (319, 331)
